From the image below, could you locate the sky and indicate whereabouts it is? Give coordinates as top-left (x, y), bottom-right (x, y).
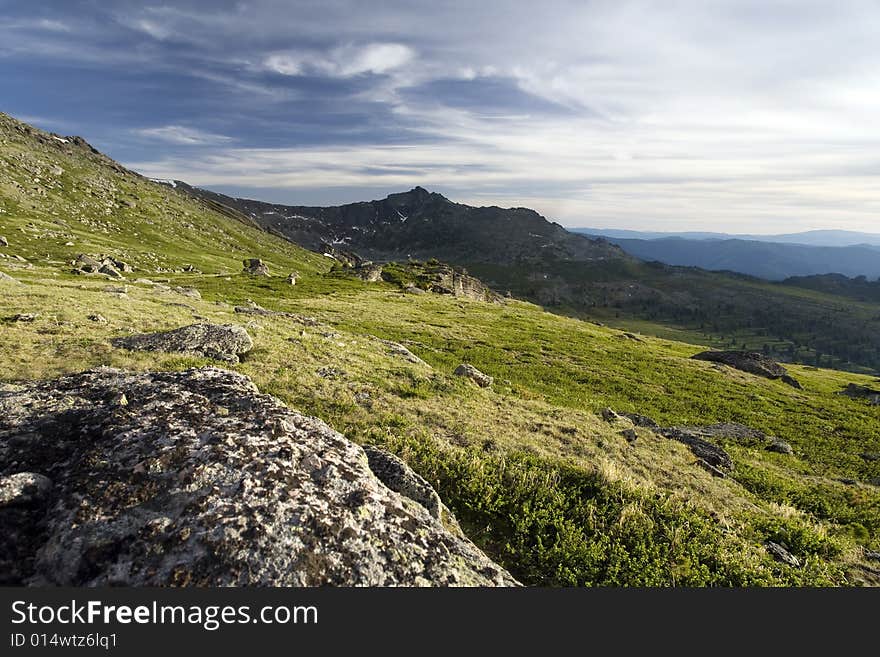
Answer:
top-left (2, 0), bottom-right (879, 232)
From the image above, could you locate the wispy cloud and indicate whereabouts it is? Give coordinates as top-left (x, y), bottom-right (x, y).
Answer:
top-left (264, 43), bottom-right (415, 78)
top-left (134, 125), bottom-right (233, 145)
top-left (4, 1), bottom-right (880, 232)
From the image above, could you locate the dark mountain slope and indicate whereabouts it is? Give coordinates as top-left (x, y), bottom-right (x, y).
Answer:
top-left (166, 182), bottom-right (626, 265)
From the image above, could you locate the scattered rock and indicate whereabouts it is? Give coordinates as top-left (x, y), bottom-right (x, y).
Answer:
top-left (380, 340), bottom-right (427, 366)
top-left (87, 314), bottom-right (108, 323)
top-left (133, 278), bottom-right (155, 285)
top-left (173, 286), bottom-right (202, 299)
top-left (765, 541), bottom-right (801, 567)
top-left (601, 408), bottom-right (621, 422)
top-left (865, 550), bottom-right (880, 561)
top-left (620, 332), bottom-right (644, 342)
top-left (73, 253), bottom-right (101, 273)
top-left (0, 367), bottom-right (517, 586)
top-left (11, 313), bottom-right (37, 322)
top-left (696, 459), bottom-right (727, 478)
top-left (99, 264), bottom-right (122, 279)
top-left (287, 272), bottom-right (298, 285)
top-left (405, 285), bottom-right (426, 295)
top-left (0, 271), bottom-right (19, 284)
top-left (102, 285), bottom-right (128, 294)
top-left (351, 263), bottom-right (384, 282)
top-left (619, 428), bottom-right (638, 444)
top-left (620, 412), bottom-right (659, 428)
top-left (657, 426), bottom-right (733, 472)
top-left (362, 446), bottom-right (442, 520)
top-left (692, 350), bottom-right (802, 389)
top-left (316, 367), bottom-right (345, 379)
top-left (111, 324), bottom-right (253, 363)
top-left (0, 473), bottom-right (52, 507)
top-left (243, 258), bottom-right (270, 276)
top-left (839, 383), bottom-right (880, 406)
top-left (454, 363), bottom-right (493, 388)
top-left (0, 236), bottom-right (7, 247)
top-left (767, 439), bottom-right (793, 455)
top-left (860, 452), bottom-right (880, 462)
top-left (234, 304), bottom-right (274, 316)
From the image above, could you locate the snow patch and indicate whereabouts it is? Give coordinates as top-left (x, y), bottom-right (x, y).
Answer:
top-left (150, 178), bottom-right (177, 188)
top-left (396, 209), bottom-right (408, 222)
top-left (52, 136), bottom-right (69, 144)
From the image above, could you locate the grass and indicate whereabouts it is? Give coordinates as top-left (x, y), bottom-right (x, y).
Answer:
top-left (1, 110), bottom-right (879, 586)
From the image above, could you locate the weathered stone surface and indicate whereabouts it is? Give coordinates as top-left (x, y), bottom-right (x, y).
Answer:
top-left (619, 428), bottom-right (638, 444)
top-left (173, 286), bottom-right (202, 299)
top-left (380, 340), bottom-right (427, 366)
top-left (620, 412), bottom-right (659, 428)
top-left (99, 263), bottom-right (122, 278)
top-left (0, 367), bottom-right (518, 586)
top-left (657, 426), bottom-right (733, 472)
top-left (352, 263), bottom-right (384, 282)
top-left (87, 314), bottom-right (108, 323)
top-left (0, 236), bottom-right (7, 247)
top-left (765, 541), bottom-right (801, 567)
top-left (0, 473), bottom-right (52, 507)
top-left (839, 383), bottom-right (880, 405)
top-left (73, 253), bottom-right (101, 273)
top-left (286, 272), bottom-right (298, 285)
top-left (692, 350), bottom-right (802, 389)
top-left (0, 271), bottom-right (19, 284)
top-left (243, 258), bottom-right (270, 276)
top-left (111, 323), bottom-right (253, 363)
top-left (404, 285), bottom-right (426, 295)
top-left (362, 446), bottom-right (442, 519)
top-left (767, 439), bottom-right (793, 455)
top-left (454, 363), bottom-right (493, 388)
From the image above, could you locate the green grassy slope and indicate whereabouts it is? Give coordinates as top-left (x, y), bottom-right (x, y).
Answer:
top-left (2, 112), bottom-right (879, 586)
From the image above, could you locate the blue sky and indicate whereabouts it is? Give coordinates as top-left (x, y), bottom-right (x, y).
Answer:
top-left (2, 0), bottom-right (879, 231)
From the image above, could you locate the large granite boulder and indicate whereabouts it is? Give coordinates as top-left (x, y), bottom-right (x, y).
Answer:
top-left (0, 367), bottom-right (518, 587)
top-left (112, 324), bottom-right (253, 363)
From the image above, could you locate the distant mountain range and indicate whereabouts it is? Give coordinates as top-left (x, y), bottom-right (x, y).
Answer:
top-left (573, 228), bottom-right (880, 247)
top-left (571, 229), bottom-right (880, 281)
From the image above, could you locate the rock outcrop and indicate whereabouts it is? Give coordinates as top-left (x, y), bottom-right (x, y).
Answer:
top-left (111, 323), bottom-right (253, 363)
top-left (380, 340), bottom-right (427, 366)
top-left (839, 383), bottom-right (880, 405)
top-left (692, 350), bottom-right (802, 388)
top-left (657, 426), bottom-right (734, 474)
top-left (73, 254), bottom-right (132, 276)
top-left (243, 258), bottom-right (270, 276)
top-left (0, 367), bottom-right (518, 586)
top-left (454, 363), bottom-right (493, 388)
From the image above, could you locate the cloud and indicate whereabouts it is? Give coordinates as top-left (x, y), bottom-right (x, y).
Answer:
top-left (134, 125), bottom-right (233, 145)
top-left (263, 42), bottom-right (415, 78)
top-left (5, 1), bottom-right (880, 232)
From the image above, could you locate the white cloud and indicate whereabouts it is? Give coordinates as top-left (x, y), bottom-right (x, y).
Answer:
top-left (263, 42), bottom-right (415, 78)
top-left (134, 125), bottom-right (233, 145)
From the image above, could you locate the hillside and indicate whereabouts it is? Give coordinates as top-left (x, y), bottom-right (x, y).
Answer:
top-left (574, 234), bottom-right (880, 281)
top-left (2, 112), bottom-right (880, 586)
top-left (167, 182), bottom-right (880, 374)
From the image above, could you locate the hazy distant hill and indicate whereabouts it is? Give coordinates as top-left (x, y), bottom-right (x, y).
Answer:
top-left (574, 227), bottom-right (880, 247)
top-left (574, 235), bottom-right (880, 281)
